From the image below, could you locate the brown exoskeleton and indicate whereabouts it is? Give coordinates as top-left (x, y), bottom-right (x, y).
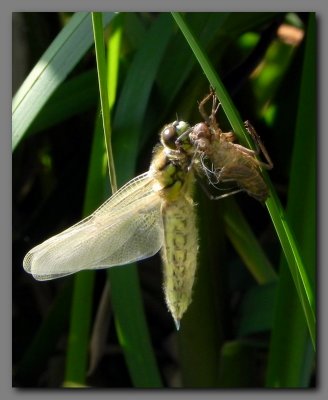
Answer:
top-left (185, 91), bottom-right (273, 202)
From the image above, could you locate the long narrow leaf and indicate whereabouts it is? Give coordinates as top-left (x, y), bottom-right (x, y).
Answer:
top-left (171, 11), bottom-right (315, 349)
top-left (105, 13), bottom-right (176, 388)
top-left (266, 14), bottom-right (316, 387)
top-left (222, 199), bottom-right (278, 285)
top-left (12, 12), bottom-right (116, 150)
top-left (63, 115), bottom-right (107, 387)
top-left (92, 12), bottom-right (117, 192)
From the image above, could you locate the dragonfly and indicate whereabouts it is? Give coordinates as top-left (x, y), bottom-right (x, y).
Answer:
top-left (183, 91), bottom-right (274, 202)
top-left (23, 92), bottom-right (273, 329)
top-left (23, 120), bottom-right (198, 330)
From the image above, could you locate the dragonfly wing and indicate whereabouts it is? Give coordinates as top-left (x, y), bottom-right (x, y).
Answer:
top-left (23, 173), bottom-right (164, 281)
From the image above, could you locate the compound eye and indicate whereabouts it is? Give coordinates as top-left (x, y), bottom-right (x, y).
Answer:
top-left (175, 120), bottom-right (190, 135)
top-left (161, 124), bottom-right (178, 149)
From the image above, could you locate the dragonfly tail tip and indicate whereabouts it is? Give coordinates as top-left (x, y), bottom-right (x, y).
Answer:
top-left (174, 318), bottom-right (181, 331)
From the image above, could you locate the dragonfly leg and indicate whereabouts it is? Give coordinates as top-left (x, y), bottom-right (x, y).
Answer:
top-left (198, 89), bottom-right (221, 123)
top-left (198, 92), bottom-right (214, 124)
top-left (244, 121), bottom-right (274, 170)
top-left (196, 164), bottom-right (244, 201)
top-left (198, 176), bottom-right (243, 200)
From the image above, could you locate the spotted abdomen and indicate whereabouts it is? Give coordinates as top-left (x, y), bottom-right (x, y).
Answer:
top-left (161, 196), bottom-right (198, 328)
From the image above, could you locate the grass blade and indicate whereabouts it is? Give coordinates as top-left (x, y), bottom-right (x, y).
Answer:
top-left (63, 115), bottom-right (107, 387)
top-left (92, 12), bottom-right (117, 192)
top-left (26, 69), bottom-right (98, 135)
top-left (171, 11), bottom-right (315, 350)
top-left (12, 12), bottom-right (116, 150)
top-left (93, 12), bottom-right (163, 387)
top-left (105, 14), bottom-right (176, 387)
top-left (222, 199), bottom-right (278, 284)
top-left (64, 13), bottom-right (119, 387)
top-left (266, 13), bottom-right (316, 387)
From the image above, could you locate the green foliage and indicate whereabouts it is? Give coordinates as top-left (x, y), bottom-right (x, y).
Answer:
top-left (13, 12), bottom-right (316, 388)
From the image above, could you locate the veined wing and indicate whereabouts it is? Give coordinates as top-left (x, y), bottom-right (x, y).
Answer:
top-left (23, 172), bottom-right (164, 281)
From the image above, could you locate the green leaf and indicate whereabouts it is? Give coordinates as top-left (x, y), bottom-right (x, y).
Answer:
top-left (222, 199), bottom-right (277, 284)
top-left (27, 69), bottom-right (98, 135)
top-left (64, 116), bottom-right (106, 386)
top-left (12, 12), bottom-right (116, 150)
top-left (266, 13), bottom-right (316, 387)
top-left (171, 11), bottom-right (315, 350)
top-left (106, 13), bottom-right (176, 388)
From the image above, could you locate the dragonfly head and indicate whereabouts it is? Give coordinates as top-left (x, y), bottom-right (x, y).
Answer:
top-left (160, 120), bottom-right (191, 151)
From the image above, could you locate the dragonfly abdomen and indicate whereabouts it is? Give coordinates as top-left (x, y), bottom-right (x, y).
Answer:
top-left (161, 195), bottom-right (198, 329)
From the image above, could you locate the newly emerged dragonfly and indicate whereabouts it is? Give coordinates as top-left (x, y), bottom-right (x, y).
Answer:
top-left (184, 91), bottom-right (273, 202)
top-left (23, 92), bottom-right (273, 329)
top-left (23, 120), bottom-right (198, 329)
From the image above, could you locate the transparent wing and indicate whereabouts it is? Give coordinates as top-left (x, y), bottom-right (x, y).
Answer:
top-left (23, 172), bottom-right (164, 281)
